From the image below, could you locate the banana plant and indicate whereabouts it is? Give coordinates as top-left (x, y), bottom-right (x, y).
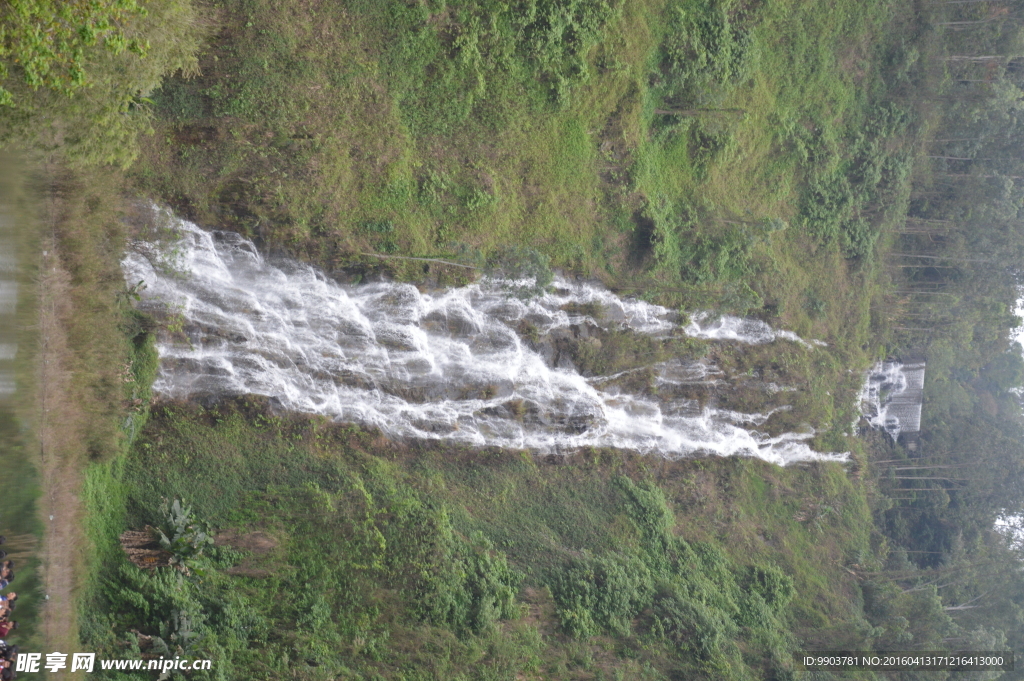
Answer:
top-left (154, 498), bottom-right (214, 574)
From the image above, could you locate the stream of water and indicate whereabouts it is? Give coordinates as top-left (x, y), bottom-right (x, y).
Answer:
top-left (122, 212), bottom-right (848, 465)
top-left (858, 360), bottom-right (926, 441)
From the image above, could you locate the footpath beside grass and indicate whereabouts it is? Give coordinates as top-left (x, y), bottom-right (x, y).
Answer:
top-left (80, 398), bottom-right (876, 680)
top-left (1, 160), bottom-right (162, 673)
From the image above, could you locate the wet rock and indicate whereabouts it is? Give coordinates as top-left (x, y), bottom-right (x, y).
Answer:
top-left (332, 369), bottom-right (378, 391)
top-left (556, 352), bottom-right (577, 372)
top-left (534, 339), bottom-right (556, 365)
top-left (422, 307), bottom-right (481, 336)
top-left (470, 326), bottom-right (518, 354)
top-left (375, 325), bottom-right (420, 351)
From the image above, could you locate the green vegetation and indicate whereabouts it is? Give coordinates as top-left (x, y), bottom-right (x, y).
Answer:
top-left (153, 498), bottom-right (215, 573)
top-left (0, 0), bottom-right (207, 166)
top-left (6, 0), bottom-right (1024, 676)
top-left (130, 0), bottom-right (912, 341)
top-left (0, 158), bottom-right (164, 656)
top-left (0, 164), bottom-right (46, 654)
top-left (108, 0), bottom-right (938, 444)
top-left (0, 0), bottom-right (150, 104)
top-left (81, 399), bottom-right (875, 680)
top-left (35, 171), bottom-right (161, 460)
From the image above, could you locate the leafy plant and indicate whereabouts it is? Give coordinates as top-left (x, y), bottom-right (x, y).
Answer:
top-left (651, 589), bottom-right (739, 661)
top-left (656, 0), bottom-right (753, 109)
top-left (152, 609), bottom-right (203, 657)
top-left (393, 502), bottom-right (521, 636)
top-left (0, 0), bottom-right (150, 105)
top-left (514, 0), bottom-right (619, 106)
top-left (551, 551), bottom-right (653, 637)
top-left (360, 219), bottom-right (398, 254)
top-left (154, 497), bottom-right (213, 572)
top-left (744, 564), bottom-right (795, 611)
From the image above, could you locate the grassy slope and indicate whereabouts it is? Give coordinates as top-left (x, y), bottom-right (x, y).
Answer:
top-left (82, 400), bottom-right (876, 680)
top-left (134, 0), bottom-right (912, 335)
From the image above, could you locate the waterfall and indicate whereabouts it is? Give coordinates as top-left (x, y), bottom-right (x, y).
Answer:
top-left (122, 212), bottom-right (847, 465)
top-left (685, 311), bottom-right (827, 347)
top-left (858, 360), bottom-right (926, 441)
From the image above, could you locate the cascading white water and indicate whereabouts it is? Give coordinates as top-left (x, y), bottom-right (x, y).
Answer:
top-left (858, 360), bottom-right (926, 441)
top-left (684, 311), bottom-right (827, 347)
top-left (122, 213), bottom-right (847, 465)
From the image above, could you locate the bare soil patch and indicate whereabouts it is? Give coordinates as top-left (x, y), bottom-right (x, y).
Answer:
top-left (216, 530), bottom-right (280, 579)
top-left (214, 529), bottom-right (279, 554)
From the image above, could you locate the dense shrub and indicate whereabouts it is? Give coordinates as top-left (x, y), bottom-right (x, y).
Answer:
top-left (551, 552), bottom-right (653, 637)
top-left (657, 0), bottom-right (754, 108)
top-left (744, 564), bottom-right (795, 611)
top-left (515, 0), bottom-right (619, 105)
top-left (435, 532), bottom-right (521, 635)
top-left (799, 103), bottom-right (912, 259)
top-left (0, 0), bottom-right (208, 166)
top-left (651, 589), bottom-right (739, 661)
top-left (616, 476), bottom-right (674, 569)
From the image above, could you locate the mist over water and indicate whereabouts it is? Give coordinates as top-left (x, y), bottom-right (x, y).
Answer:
top-left (123, 213), bottom-right (848, 465)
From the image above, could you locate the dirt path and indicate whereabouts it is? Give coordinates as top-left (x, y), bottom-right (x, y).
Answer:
top-left (34, 226), bottom-right (87, 668)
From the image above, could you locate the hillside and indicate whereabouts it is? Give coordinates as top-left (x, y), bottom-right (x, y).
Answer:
top-left (5, 0), bottom-right (1024, 679)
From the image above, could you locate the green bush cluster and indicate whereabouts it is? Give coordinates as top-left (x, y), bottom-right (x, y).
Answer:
top-left (0, 0), bottom-right (150, 105)
top-left (84, 413), bottom-right (529, 679)
top-left (386, 501), bottom-right (520, 636)
top-left (551, 552), bottom-right (653, 638)
top-left (678, 230), bottom-right (754, 284)
top-left (549, 477), bottom-right (797, 679)
top-left (90, 544), bottom-right (254, 674)
top-left (515, 0), bottom-right (619, 106)
top-left (655, 0), bottom-right (754, 110)
top-left (651, 590), bottom-right (738, 667)
top-left (798, 103), bottom-right (912, 259)
top-left (372, 0), bottom-right (618, 136)
top-left (0, 0), bottom-right (207, 166)
top-left (643, 197), bottom-right (759, 292)
top-left (359, 219), bottom-right (398, 254)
